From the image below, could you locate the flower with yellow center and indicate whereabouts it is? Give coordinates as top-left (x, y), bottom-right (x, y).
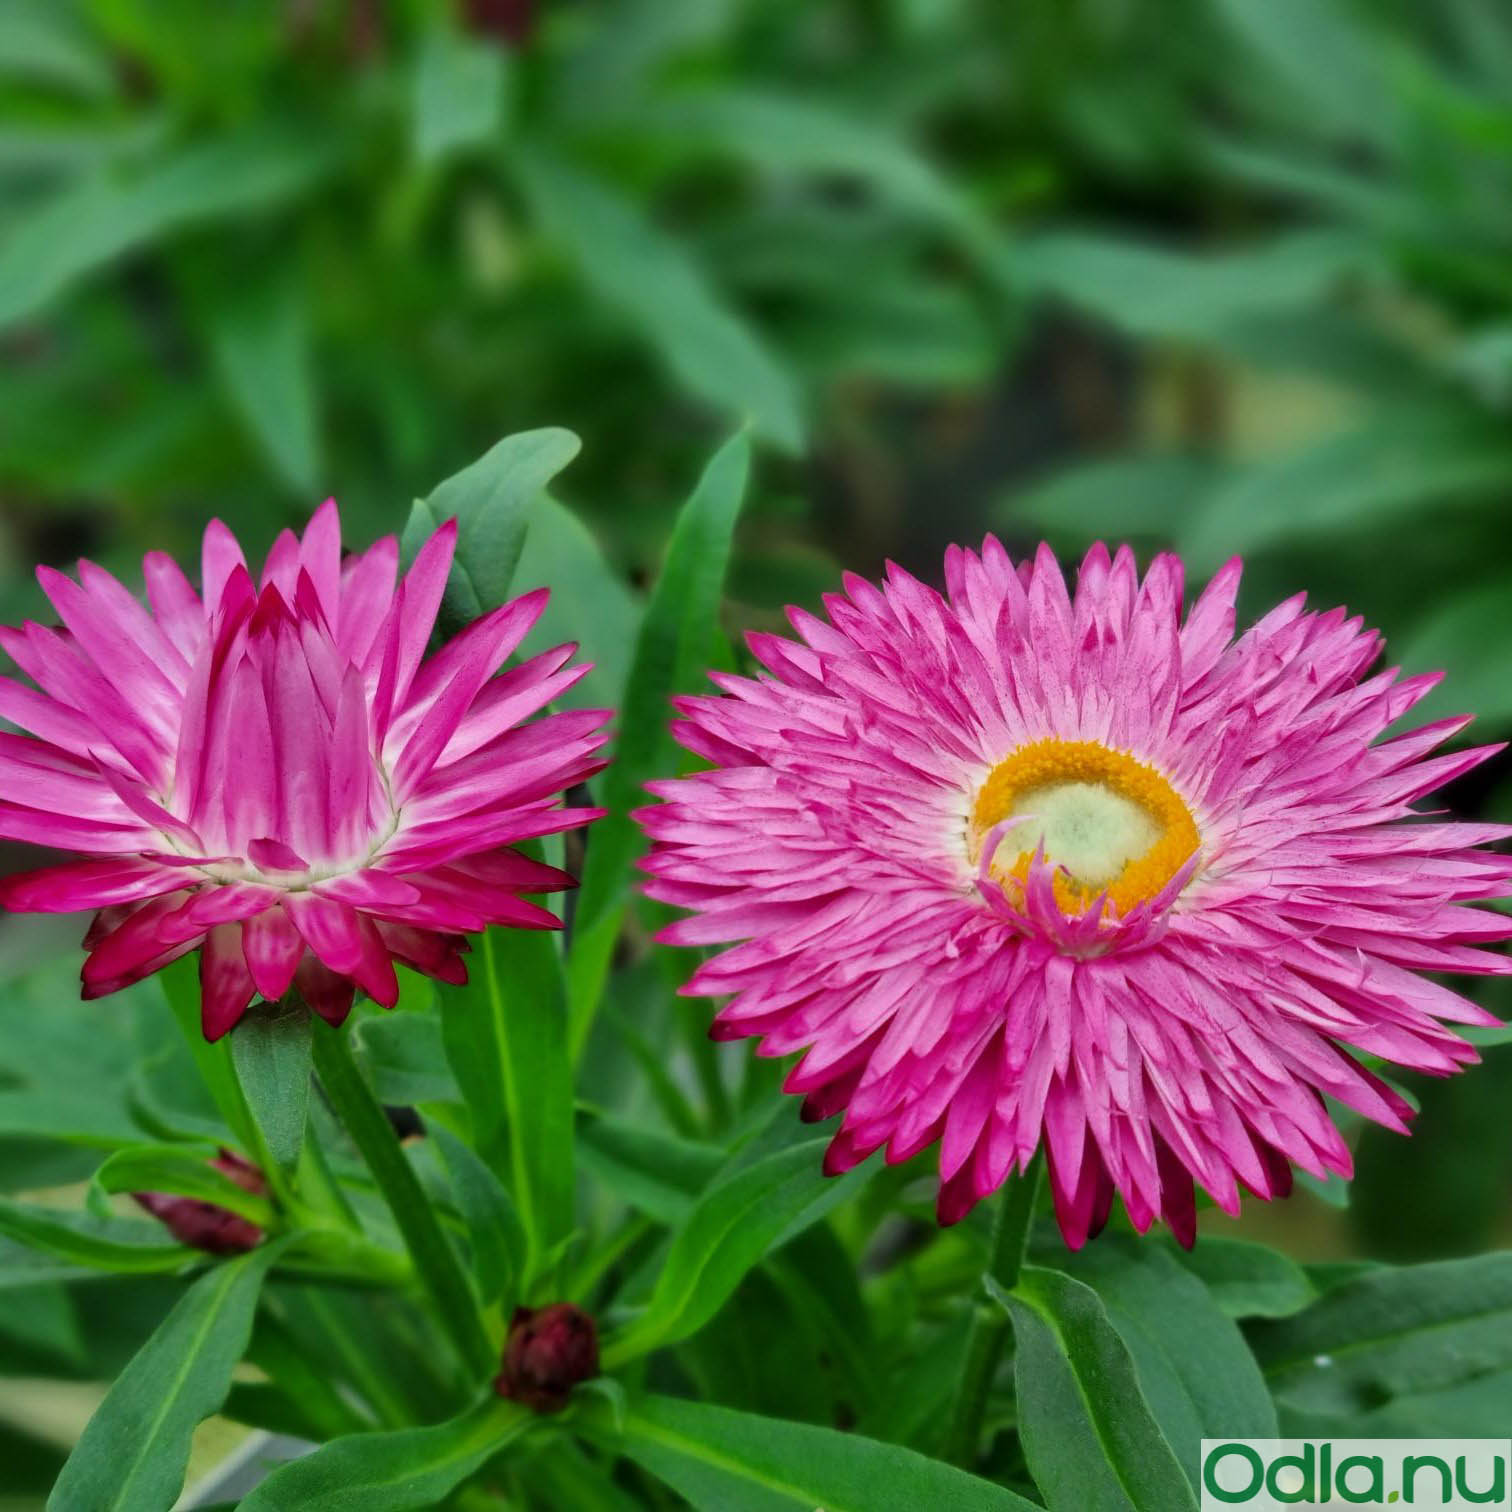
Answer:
top-left (971, 739), bottom-right (1200, 916)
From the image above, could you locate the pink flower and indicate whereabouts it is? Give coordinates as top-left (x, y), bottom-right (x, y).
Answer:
top-left (639, 541), bottom-right (1512, 1247)
top-left (0, 502), bottom-right (607, 1038)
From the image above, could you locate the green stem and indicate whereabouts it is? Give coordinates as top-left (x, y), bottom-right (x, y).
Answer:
top-left (310, 1019), bottom-right (494, 1383)
top-left (941, 1153), bottom-right (1043, 1469)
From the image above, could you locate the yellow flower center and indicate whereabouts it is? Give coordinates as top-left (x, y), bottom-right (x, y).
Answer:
top-left (970, 739), bottom-right (1200, 915)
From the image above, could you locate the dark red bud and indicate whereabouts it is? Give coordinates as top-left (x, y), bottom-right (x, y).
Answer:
top-left (494, 1302), bottom-right (599, 1413)
top-left (133, 1148), bottom-right (267, 1255)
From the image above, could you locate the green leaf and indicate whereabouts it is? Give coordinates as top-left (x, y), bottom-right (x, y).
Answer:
top-left (1004, 453), bottom-right (1227, 545)
top-left (0, 124), bottom-right (339, 329)
top-left (1166, 1238), bottom-right (1317, 1319)
top-left (1002, 229), bottom-right (1371, 344)
top-left (92, 1144), bottom-right (274, 1227)
top-left (0, 1087), bottom-right (141, 1147)
top-left (603, 1133), bottom-right (867, 1365)
top-left (517, 147), bottom-right (803, 451)
top-left (0, 1198), bottom-right (194, 1274)
top-left (240, 1396), bottom-right (531, 1512)
top-left (513, 494), bottom-right (641, 713)
top-left (1248, 1251), bottom-right (1512, 1414)
top-left (356, 1011), bottom-right (458, 1106)
top-left (0, 1281), bottom-right (83, 1366)
top-left (1215, 0), bottom-right (1397, 148)
top-left (580, 1392), bottom-right (1039, 1512)
top-left (0, 1233), bottom-right (113, 1288)
top-left (1001, 1266), bottom-right (1198, 1512)
top-left (402, 427), bottom-right (582, 641)
top-left (311, 1021), bottom-right (492, 1380)
top-left (567, 432), bottom-right (751, 1053)
top-left (1396, 576), bottom-right (1512, 730)
top-left (1056, 1239), bottom-right (1277, 1487)
top-left (206, 265), bottom-right (320, 497)
top-left (0, 0), bottom-right (115, 97)
top-left (47, 1240), bottom-right (288, 1512)
top-left (430, 1123), bottom-right (526, 1308)
top-left (1178, 407), bottom-right (1512, 571)
top-left (439, 926), bottom-right (574, 1293)
top-left (578, 1114), bottom-right (723, 1226)
top-left (229, 1002), bottom-right (312, 1178)
top-left (412, 25), bottom-right (507, 162)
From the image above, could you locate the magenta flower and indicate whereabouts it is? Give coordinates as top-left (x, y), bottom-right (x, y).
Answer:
top-left (0, 502), bottom-right (607, 1038)
top-left (640, 541), bottom-right (1512, 1246)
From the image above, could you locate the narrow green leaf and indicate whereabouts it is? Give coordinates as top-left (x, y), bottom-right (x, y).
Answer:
top-left (0, 0), bottom-right (116, 96)
top-left (240, 1396), bottom-right (531, 1512)
top-left (431, 1123), bottom-right (526, 1308)
top-left (1248, 1251), bottom-right (1512, 1414)
top-left (47, 1239), bottom-right (288, 1512)
top-left (206, 266), bottom-right (320, 496)
top-left (412, 25), bottom-right (507, 163)
top-left (229, 1002), bottom-right (312, 1177)
top-left (0, 1088), bottom-right (140, 1147)
top-left (402, 427), bottom-right (582, 640)
top-left (439, 926), bottom-right (574, 1291)
top-left (517, 147), bottom-right (803, 451)
top-left (578, 1114), bottom-right (723, 1226)
top-left (1166, 1237), bottom-right (1317, 1320)
top-left (0, 1234), bottom-right (114, 1288)
top-left (513, 494), bottom-right (642, 712)
top-left (1056, 1239), bottom-right (1277, 1487)
top-left (0, 124), bottom-right (339, 328)
top-left (0, 1198), bottom-right (194, 1274)
top-left (603, 1134), bottom-right (867, 1365)
top-left (93, 1143), bottom-right (274, 1227)
top-left (580, 1392), bottom-right (1039, 1512)
top-left (1001, 1266), bottom-right (1198, 1512)
top-left (568, 432), bottom-right (751, 1053)
top-left (311, 1021), bottom-right (492, 1380)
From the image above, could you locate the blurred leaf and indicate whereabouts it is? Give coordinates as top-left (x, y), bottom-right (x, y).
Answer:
top-left (0, 1233), bottom-right (112, 1287)
top-left (438, 927), bottom-right (574, 1291)
top-left (403, 427), bottom-right (582, 641)
top-left (0, 0), bottom-right (114, 96)
top-left (513, 494), bottom-right (641, 712)
top-left (356, 1012), bottom-right (457, 1107)
top-left (47, 1239), bottom-right (287, 1512)
top-left (517, 147), bottom-right (804, 451)
top-left (1057, 1239), bottom-right (1276, 1487)
top-left (1214, 0), bottom-right (1399, 148)
top-left (1178, 407), bottom-right (1512, 571)
top-left (0, 1280), bottom-right (84, 1366)
top-left (412, 25), bottom-right (508, 164)
top-left (0, 1087), bottom-right (141, 1146)
top-left (1396, 576), bottom-right (1512, 729)
top-left (92, 1143), bottom-right (274, 1226)
top-left (1002, 1267), bottom-right (1198, 1512)
top-left (0, 124), bottom-right (339, 328)
top-left (603, 1134), bottom-right (867, 1364)
top-left (1167, 1238), bottom-right (1317, 1319)
top-left (0, 1199), bottom-right (193, 1273)
top-left (1005, 453), bottom-right (1226, 545)
top-left (646, 88), bottom-right (983, 243)
top-left (568, 432), bottom-right (750, 1053)
top-left (580, 1391), bottom-right (1039, 1512)
top-left (430, 1122), bottom-right (526, 1309)
top-left (240, 1398), bottom-right (531, 1511)
top-left (578, 1114), bottom-right (723, 1226)
top-left (206, 265), bottom-right (320, 497)
top-left (1004, 228), bottom-right (1372, 343)
top-left (1248, 1252), bottom-right (1512, 1413)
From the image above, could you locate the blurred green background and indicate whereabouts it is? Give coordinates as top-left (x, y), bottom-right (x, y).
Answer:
top-left (3, 0), bottom-right (1512, 1500)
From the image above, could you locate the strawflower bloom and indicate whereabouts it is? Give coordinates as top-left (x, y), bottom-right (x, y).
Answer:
top-left (0, 502), bottom-right (606, 1038)
top-left (640, 541), bottom-right (1512, 1247)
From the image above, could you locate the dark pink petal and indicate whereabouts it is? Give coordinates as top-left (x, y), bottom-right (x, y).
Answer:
top-left (201, 922), bottom-right (256, 1040)
top-left (242, 904), bottom-right (305, 1002)
top-left (0, 857), bottom-right (184, 913)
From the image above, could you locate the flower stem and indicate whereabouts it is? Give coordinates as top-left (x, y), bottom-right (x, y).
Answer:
top-left (942, 1153), bottom-right (1044, 1469)
top-left (310, 1019), bottom-right (494, 1383)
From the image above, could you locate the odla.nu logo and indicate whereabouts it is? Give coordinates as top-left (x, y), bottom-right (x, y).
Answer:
top-left (1200, 1440), bottom-right (1512, 1509)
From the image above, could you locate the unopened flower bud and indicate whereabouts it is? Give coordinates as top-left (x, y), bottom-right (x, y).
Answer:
top-left (494, 1302), bottom-right (599, 1413)
top-left (133, 1148), bottom-right (266, 1255)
